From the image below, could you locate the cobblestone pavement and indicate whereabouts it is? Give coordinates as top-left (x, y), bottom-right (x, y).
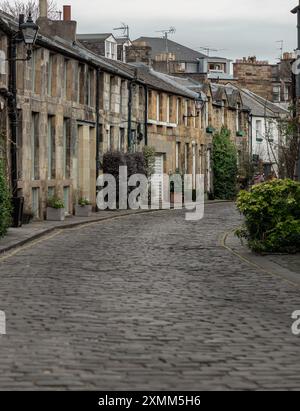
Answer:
top-left (0, 203), bottom-right (300, 391)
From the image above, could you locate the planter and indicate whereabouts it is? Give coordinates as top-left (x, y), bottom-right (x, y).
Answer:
top-left (236, 130), bottom-right (244, 137)
top-left (46, 207), bottom-right (65, 221)
top-left (75, 204), bottom-right (92, 217)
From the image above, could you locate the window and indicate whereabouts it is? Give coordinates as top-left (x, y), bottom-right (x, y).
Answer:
top-left (63, 59), bottom-right (68, 99)
top-left (176, 98), bottom-right (180, 125)
top-left (273, 85), bottom-right (280, 102)
top-left (236, 103), bottom-right (241, 131)
top-left (86, 68), bottom-right (94, 106)
top-left (184, 143), bottom-right (189, 173)
top-left (119, 128), bottom-right (125, 152)
top-left (256, 119), bottom-right (263, 141)
top-left (120, 80), bottom-right (126, 115)
top-left (32, 188), bottom-right (40, 219)
top-left (48, 53), bottom-right (53, 96)
top-left (47, 116), bottom-right (56, 180)
top-left (31, 112), bottom-right (39, 180)
top-left (184, 100), bottom-right (188, 126)
top-left (284, 85), bottom-right (289, 102)
top-left (78, 63), bottom-right (85, 104)
top-left (167, 96), bottom-right (170, 123)
top-left (175, 142), bottom-right (180, 170)
top-left (64, 186), bottom-right (70, 215)
top-left (156, 94), bottom-right (161, 121)
top-left (107, 127), bottom-right (111, 151)
top-left (63, 118), bottom-right (71, 179)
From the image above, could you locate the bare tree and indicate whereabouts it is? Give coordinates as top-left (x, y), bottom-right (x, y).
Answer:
top-left (0, 0), bottom-right (60, 21)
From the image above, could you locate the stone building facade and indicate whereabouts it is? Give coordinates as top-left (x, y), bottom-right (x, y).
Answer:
top-left (233, 54), bottom-right (295, 109)
top-left (0, 2), bottom-right (251, 220)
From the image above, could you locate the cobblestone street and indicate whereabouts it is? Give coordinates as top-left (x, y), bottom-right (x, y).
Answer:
top-left (0, 203), bottom-right (299, 390)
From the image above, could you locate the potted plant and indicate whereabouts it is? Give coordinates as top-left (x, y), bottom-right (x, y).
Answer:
top-left (75, 198), bottom-right (92, 217)
top-left (46, 196), bottom-right (65, 221)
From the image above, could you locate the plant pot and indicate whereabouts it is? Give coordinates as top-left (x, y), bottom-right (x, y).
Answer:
top-left (46, 207), bottom-right (65, 221)
top-left (75, 205), bottom-right (92, 217)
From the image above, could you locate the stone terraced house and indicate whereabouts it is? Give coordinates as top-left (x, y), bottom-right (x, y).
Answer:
top-left (0, 2), bottom-right (250, 219)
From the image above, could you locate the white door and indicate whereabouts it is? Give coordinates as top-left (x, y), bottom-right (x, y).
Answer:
top-left (151, 155), bottom-right (164, 205)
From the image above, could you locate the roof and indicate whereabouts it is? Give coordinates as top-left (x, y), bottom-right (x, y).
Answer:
top-left (208, 71), bottom-right (234, 80)
top-left (77, 33), bottom-right (115, 41)
top-left (134, 36), bottom-right (207, 62)
top-left (0, 11), bottom-right (201, 100)
top-left (226, 84), bottom-right (289, 117)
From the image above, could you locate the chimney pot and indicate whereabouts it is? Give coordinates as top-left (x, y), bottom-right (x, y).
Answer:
top-left (39, 0), bottom-right (48, 18)
top-left (63, 5), bottom-right (71, 21)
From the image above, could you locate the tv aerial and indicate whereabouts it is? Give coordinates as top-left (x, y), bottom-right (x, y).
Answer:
top-left (113, 23), bottom-right (130, 39)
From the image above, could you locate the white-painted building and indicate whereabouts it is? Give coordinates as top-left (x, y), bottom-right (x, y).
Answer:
top-left (230, 86), bottom-right (288, 177)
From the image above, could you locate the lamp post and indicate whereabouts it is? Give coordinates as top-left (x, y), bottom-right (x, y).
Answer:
top-left (8, 12), bottom-right (39, 226)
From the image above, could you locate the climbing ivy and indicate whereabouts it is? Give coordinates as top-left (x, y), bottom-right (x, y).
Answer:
top-left (212, 127), bottom-right (238, 200)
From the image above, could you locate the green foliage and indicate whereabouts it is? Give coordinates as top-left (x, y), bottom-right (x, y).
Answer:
top-left (142, 146), bottom-right (156, 178)
top-left (78, 198), bottom-right (91, 206)
top-left (47, 196), bottom-right (65, 209)
top-left (236, 179), bottom-right (300, 253)
top-left (212, 127), bottom-right (238, 200)
top-left (0, 159), bottom-right (11, 238)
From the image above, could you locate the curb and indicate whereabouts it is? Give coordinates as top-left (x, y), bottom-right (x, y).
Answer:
top-left (221, 229), bottom-right (300, 289)
top-left (0, 201), bottom-right (232, 258)
top-left (0, 209), bottom-right (162, 257)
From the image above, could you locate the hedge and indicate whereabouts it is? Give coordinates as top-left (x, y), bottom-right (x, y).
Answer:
top-left (236, 179), bottom-right (300, 253)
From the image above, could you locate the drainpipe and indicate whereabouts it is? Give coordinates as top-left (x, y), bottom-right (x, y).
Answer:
top-left (96, 67), bottom-right (101, 178)
top-left (8, 29), bottom-right (19, 198)
top-left (144, 84), bottom-right (148, 146)
top-left (127, 80), bottom-right (132, 152)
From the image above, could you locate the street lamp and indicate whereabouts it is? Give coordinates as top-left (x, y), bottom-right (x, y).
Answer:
top-left (183, 93), bottom-right (205, 121)
top-left (17, 12), bottom-right (39, 61)
top-left (20, 12), bottom-right (39, 49)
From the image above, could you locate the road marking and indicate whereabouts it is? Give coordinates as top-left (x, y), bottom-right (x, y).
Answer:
top-left (221, 230), bottom-right (300, 290)
top-left (0, 230), bottom-right (61, 263)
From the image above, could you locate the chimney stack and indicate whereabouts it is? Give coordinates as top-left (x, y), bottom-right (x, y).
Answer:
top-left (39, 0), bottom-right (48, 18)
top-left (63, 5), bottom-right (71, 21)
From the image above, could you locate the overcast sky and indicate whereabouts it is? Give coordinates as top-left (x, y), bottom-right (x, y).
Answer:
top-left (53, 0), bottom-right (298, 62)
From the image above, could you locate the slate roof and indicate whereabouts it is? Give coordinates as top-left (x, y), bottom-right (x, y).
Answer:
top-left (0, 11), bottom-right (201, 100)
top-left (134, 36), bottom-right (207, 62)
top-left (77, 33), bottom-right (115, 41)
top-left (236, 87), bottom-right (288, 117)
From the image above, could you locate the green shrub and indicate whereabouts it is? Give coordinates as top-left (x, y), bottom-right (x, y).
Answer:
top-left (236, 179), bottom-right (300, 253)
top-left (47, 196), bottom-right (65, 209)
top-left (0, 159), bottom-right (12, 237)
top-left (212, 127), bottom-right (238, 200)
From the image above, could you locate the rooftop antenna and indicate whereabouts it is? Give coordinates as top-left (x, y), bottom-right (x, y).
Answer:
top-left (276, 40), bottom-right (284, 60)
top-left (156, 27), bottom-right (176, 73)
top-left (114, 23), bottom-right (130, 39)
top-left (198, 46), bottom-right (227, 57)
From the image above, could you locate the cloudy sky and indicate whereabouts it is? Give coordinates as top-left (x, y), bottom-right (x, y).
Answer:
top-left (53, 0), bottom-right (297, 62)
